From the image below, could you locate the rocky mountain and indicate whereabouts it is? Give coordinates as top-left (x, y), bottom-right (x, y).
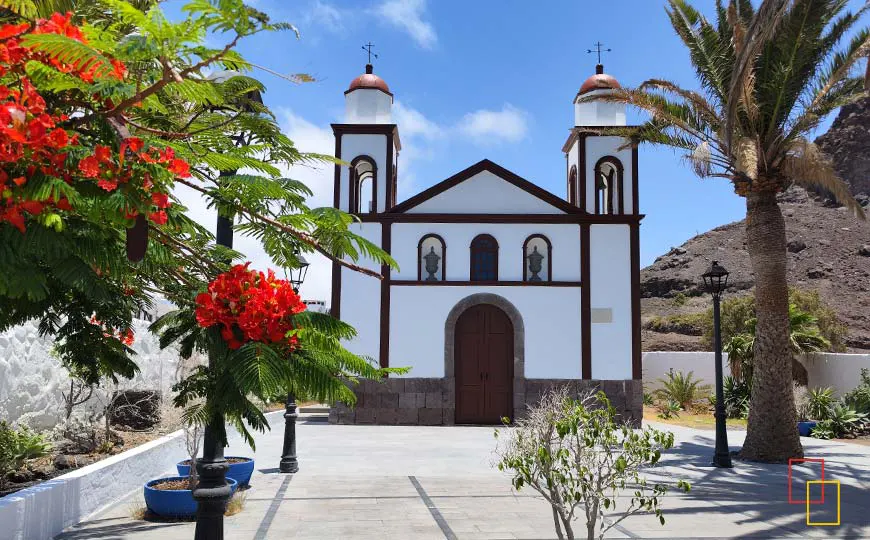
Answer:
top-left (641, 99), bottom-right (870, 352)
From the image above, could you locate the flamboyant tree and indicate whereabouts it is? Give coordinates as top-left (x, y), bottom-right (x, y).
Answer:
top-left (0, 0), bottom-right (398, 437)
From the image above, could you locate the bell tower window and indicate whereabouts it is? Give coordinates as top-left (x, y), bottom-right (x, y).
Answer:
top-left (594, 156), bottom-right (623, 215)
top-left (568, 165), bottom-right (578, 206)
top-left (349, 156), bottom-right (377, 214)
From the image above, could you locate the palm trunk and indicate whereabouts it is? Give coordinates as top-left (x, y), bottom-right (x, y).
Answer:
top-left (740, 191), bottom-right (803, 462)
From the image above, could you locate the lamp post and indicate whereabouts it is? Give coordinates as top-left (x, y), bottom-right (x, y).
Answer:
top-left (193, 73), bottom-right (263, 540)
top-left (280, 254), bottom-right (309, 473)
top-left (703, 260), bottom-right (733, 468)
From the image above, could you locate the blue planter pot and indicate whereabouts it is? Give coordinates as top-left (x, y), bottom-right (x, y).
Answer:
top-left (177, 457), bottom-right (255, 487)
top-left (144, 476), bottom-right (238, 518)
top-left (798, 421), bottom-right (817, 437)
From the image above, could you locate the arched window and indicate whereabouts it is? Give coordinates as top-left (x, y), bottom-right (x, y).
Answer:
top-left (470, 234), bottom-right (498, 282)
top-left (594, 157), bottom-right (624, 215)
top-left (523, 234), bottom-right (552, 282)
top-left (349, 156), bottom-right (377, 214)
top-left (418, 234), bottom-right (446, 281)
top-left (567, 165), bottom-right (578, 206)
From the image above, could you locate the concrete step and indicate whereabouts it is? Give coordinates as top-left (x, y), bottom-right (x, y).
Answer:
top-left (299, 405), bottom-right (330, 414)
top-left (298, 412), bottom-right (329, 422)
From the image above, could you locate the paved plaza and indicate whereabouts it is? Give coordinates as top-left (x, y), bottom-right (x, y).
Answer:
top-left (57, 419), bottom-right (870, 539)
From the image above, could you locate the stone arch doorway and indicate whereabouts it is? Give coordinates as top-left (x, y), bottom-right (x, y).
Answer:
top-left (445, 293), bottom-right (525, 424)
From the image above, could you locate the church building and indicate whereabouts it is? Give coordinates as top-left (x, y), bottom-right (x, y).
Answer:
top-left (329, 62), bottom-right (643, 426)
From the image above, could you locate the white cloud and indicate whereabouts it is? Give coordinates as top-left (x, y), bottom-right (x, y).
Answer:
top-left (376, 0), bottom-right (437, 49)
top-left (456, 104), bottom-right (529, 145)
top-left (303, 0), bottom-right (345, 33)
top-left (394, 101), bottom-right (443, 140)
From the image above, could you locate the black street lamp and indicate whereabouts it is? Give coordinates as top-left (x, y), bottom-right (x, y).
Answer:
top-left (703, 260), bottom-right (733, 468)
top-left (280, 254), bottom-right (309, 473)
top-left (193, 73), bottom-right (263, 540)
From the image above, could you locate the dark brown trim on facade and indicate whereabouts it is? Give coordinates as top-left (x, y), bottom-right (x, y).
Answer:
top-left (358, 213), bottom-right (644, 224)
top-left (561, 125), bottom-right (642, 153)
top-left (470, 233), bottom-right (499, 282)
top-left (385, 132), bottom-right (394, 212)
top-left (630, 223), bottom-right (642, 380)
top-left (391, 280), bottom-right (582, 287)
top-left (380, 223), bottom-right (392, 370)
top-left (417, 233), bottom-right (447, 281)
top-left (522, 234), bottom-right (553, 282)
top-left (593, 156), bottom-right (625, 215)
top-left (387, 159), bottom-right (582, 215)
top-left (632, 146), bottom-right (639, 215)
top-left (333, 134), bottom-right (342, 209)
top-left (330, 134), bottom-right (342, 319)
top-left (332, 123), bottom-right (395, 136)
top-left (580, 224), bottom-right (592, 379)
top-left (578, 133), bottom-right (588, 212)
top-left (330, 261), bottom-right (341, 320)
top-left (349, 155), bottom-right (378, 215)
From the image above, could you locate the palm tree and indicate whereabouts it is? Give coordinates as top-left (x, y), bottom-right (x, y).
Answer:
top-left (585, 0), bottom-right (868, 461)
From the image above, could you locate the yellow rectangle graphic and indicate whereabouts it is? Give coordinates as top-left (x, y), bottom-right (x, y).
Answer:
top-left (806, 480), bottom-right (840, 526)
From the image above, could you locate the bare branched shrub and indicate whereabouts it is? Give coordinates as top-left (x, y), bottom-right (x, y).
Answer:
top-left (494, 388), bottom-right (690, 540)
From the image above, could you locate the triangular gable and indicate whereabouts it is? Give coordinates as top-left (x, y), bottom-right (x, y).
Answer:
top-left (388, 159), bottom-right (579, 215)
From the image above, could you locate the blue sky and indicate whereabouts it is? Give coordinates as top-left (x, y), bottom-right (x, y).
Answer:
top-left (167, 0), bottom-right (867, 301)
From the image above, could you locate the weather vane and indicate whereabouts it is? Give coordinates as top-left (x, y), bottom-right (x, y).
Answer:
top-left (362, 42), bottom-right (378, 64)
top-left (586, 41), bottom-right (611, 64)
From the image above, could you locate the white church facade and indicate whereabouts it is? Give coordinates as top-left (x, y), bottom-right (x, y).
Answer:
top-left (329, 63), bottom-right (643, 426)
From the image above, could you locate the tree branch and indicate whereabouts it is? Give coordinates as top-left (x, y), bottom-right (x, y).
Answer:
top-left (173, 177), bottom-right (385, 279)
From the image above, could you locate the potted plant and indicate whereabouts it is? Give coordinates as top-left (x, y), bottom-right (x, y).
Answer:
top-left (797, 386), bottom-right (835, 436)
top-left (144, 476), bottom-right (238, 518)
top-left (144, 422), bottom-right (240, 518)
top-left (177, 456), bottom-right (254, 488)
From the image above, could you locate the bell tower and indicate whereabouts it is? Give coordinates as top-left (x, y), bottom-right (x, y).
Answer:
top-left (332, 63), bottom-right (401, 215)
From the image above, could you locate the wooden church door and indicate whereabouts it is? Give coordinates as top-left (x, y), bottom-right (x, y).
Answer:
top-left (455, 304), bottom-right (514, 424)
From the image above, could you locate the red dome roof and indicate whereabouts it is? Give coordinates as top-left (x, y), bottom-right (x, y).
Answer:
top-left (578, 73), bottom-right (621, 95)
top-left (346, 64), bottom-right (392, 96)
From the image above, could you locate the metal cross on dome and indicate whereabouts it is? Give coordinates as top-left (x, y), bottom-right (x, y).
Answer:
top-left (586, 41), bottom-right (612, 64)
top-left (362, 42), bottom-right (378, 64)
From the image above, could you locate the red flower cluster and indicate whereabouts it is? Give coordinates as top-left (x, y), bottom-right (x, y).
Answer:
top-left (0, 12), bottom-right (126, 81)
top-left (89, 316), bottom-right (135, 346)
top-left (0, 12), bottom-right (192, 233)
top-left (77, 138), bottom-right (184, 225)
top-left (195, 263), bottom-right (307, 350)
top-left (0, 77), bottom-right (74, 231)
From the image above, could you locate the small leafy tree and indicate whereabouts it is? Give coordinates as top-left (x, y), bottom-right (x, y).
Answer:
top-left (495, 389), bottom-right (690, 540)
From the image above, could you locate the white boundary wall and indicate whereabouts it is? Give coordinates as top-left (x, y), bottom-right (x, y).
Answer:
top-left (0, 319), bottom-right (183, 430)
top-left (0, 429), bottom-right (185, 540)
top-left (0, 410), bottom-right (283, 540)
top-left (643, 351), bottom-right (870, 394)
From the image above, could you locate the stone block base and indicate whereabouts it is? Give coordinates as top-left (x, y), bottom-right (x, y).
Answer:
top-left (329, 378), bottom-right (642, 426)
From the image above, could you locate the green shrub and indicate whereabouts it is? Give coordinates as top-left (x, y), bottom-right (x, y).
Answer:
top-left (844, 369), bottom-right (870, 415)
top-left (806, 387), bottom-right (836, 421)
top-left (0, 422), bottom-right (51, 491)
top-left (672, 292), bottom-right (688, 307)
top-left (811, 404), bottom-right (866, 439)
top-left (722, 376), bottom-right (750, 419)
top-left (701, 289), bottom-right (846, 351)
top-left (655, 399), bottom-right (681, 419)
top-left (643, 392), bottom-right (654, 406)
top-left (654, 369), bottom-right (711, 410)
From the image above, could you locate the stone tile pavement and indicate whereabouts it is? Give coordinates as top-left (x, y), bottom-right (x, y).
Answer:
top-left (56, 420), bottom-right (870, 539)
